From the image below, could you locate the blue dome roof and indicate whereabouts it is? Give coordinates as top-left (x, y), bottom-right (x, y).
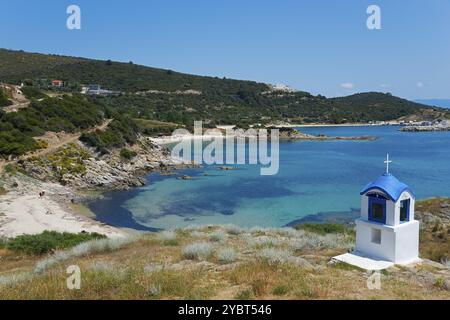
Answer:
top-left (360, 173), bottom-right (415, 202)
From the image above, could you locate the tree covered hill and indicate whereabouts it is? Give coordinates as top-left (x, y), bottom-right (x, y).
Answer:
top-left (0, 94), bottom-right (137, 157)
top-left (0, 87), bottom-right (12, 107)
top-left (328, 92), bottom-right (445, 122)
top-left (0, 48), bottom-right (445, 126)
top-left (0, 49), bottom-right (268, 94)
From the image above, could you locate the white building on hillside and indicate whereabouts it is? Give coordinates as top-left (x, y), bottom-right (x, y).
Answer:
top-left (334, 155), bottom-right (420, 270)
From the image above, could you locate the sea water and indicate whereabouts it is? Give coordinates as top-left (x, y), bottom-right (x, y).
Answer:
top-left (89, 126), bottom-right (450, 230)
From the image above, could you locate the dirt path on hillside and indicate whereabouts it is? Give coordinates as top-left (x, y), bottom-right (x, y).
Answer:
top-left (2, 102), bottom-right (30, 113)
top-left (0, 119), bottom-right (112, 174)
top-left (1, 83), bottom-right (69, 113)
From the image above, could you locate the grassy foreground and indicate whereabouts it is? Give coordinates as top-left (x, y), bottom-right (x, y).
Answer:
top-left (0, 219), bottom-right (449, 300)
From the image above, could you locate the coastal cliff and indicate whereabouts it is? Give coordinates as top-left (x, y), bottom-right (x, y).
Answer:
top-left (15, 136), bottom-right (194, 190)
top-left (0, 134), bottom-right (197, 239)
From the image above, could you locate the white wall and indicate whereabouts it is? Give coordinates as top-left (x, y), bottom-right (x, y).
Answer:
top-left (357, 190), bottom-right (419, 264)
top-left (355, 219), bottom-right (420, 264)
top-left (394, 221), bottom-right (420, 264)
top-left (355, 220), bottom-right (395, 261)
top-left (361, 196), bottom-right (369, 220)
top-left (386, 200), bottom-right (396, 226)
top-left (393, 191), bottom-right (415, 226)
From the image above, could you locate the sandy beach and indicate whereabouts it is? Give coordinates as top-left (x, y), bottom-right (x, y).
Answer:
top-left (0, 175), bottom-right (126, 239)
top-left (149, 133), bottom-right (243, 145)
top-left (149, 123), bottom-right (391, 145)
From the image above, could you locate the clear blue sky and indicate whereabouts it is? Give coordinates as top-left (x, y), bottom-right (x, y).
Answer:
top-left (1, 0), bottom-right (449, 99)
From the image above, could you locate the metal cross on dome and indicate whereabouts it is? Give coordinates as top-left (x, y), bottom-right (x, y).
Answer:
top-left (384, 154), bottom-right (393, 174)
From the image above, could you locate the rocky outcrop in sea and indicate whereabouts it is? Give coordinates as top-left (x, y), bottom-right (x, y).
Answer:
top-left (400, 119), bottom-right (450, 132)
top-left (274, 128), bottom-right (377, 141)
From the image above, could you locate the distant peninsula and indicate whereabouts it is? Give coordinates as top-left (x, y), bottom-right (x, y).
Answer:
top-left (401, 119), bottom-right (450, 132)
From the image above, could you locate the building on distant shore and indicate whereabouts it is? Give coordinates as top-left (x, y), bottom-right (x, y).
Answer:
top-left (84, 84), bottom-right (120, 96)
top-left (51, 80), bottom-right (63, 87)
top-left (88, 84), bottom-right (101, 92)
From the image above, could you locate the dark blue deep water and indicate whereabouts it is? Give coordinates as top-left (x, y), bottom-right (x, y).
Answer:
top-left (89, 126), bottom-right (450, 230)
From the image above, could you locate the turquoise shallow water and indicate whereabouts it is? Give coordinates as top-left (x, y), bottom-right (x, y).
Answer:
top-left (89, 126), bottom-right (450, 230)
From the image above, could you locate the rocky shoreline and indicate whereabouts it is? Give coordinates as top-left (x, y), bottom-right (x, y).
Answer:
top-left (400, 119), bottom-right (450, 132)
top-left (17, 135), bottom-right (199, 191)
top-left (275, 128), bottom-right (377, 141)
top-left (150, 127), bottom-right (378, 145)
top-left (0, 135), bottom-right (199, 238)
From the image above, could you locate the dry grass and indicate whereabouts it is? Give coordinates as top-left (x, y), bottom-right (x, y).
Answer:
top-left (0, 223), bottom-right (448, 300)
top-left (416, 198), bottom-right (450, 262)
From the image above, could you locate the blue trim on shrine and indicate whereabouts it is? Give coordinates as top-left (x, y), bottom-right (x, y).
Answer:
top-left (361, 173), bottom-right (415, 202)
top-left (368, 195), bottom-right (387, 224)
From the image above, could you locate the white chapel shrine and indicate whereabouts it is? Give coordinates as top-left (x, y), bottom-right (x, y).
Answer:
top-left (334, 155), bottom-right (421, 270)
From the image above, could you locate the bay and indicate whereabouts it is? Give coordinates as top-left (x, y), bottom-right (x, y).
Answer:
top-left (89, 126), bottom-right (450, 230)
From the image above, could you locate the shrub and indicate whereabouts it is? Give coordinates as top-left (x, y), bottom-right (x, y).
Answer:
top-left (295, 223), bottom-right (352, 236)
top-left (288, 232), bottom-right (353, 251)
top-left (250, 276), bottom-right (268, 296)
top-left (235, 289), bottom-right (253, 300)
top-left (70, 237), bottom-right (133, 256)
top-left (272, 285), bottom-right (289, 296)
top-left (257, 248), bottom-right (291, 264)
top-left (20, 86), bottom-right (47, 100)
top-left (223, 224), bottom-right (244, 235)
top-left (157, 230), bottom-right (178, 246)
top-left (244, 235), bottom-right (283, 248)
top-left (148, 285), bottom-right (162, 297)
top-left (190, 231), bottom-right (208, 238)
top-left (217, 247), bottom-right (237, 264)
top-left (35, 139), bottom-right (48, 150)
top-left (89, 261), bottom-right (115, 273)
top-left (0, 94), bottom-right (105, 158)
top-left (271, 227), bottom-right (300, 238)
top-left (210, 230), bottom-right (227, 242)
top-left (47, 143), bottom-right (91, 177)
top-left (0, 237), bottom-right (6, 249)
top-left (4, 231), bottom-right (106, 255)
top-left (0, 272), bottom-right (31, 287)
top-left (2, 164), bottom-right (17, 175)
top-left (249, 226), bottom-right (267, 235)
top-left (34, 236), bottom-right (137, 274)
top-left (182, 225), bottom-right (204, 231)
top-left (120, 148), bottom-right (137, 160)
top-left (182, 242), bottom-right (213, 261)
top-left (0, 88), bottom-right (12, 107)
top-left (288, 239), bottom-right (308, 252)
top-left (80, 115), bottom-right (140, 152)
top-left (434, 277), bottom-right (447, 290)
top-left (158, 230), bottom-right (176, 241)
top-left (309, 233), bottom-right (353, 250)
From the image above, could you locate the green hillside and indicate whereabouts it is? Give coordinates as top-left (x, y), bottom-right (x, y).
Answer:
top-left (0, 48), bottom-right (445, 127)
top-left (0, 88), bottom-right (12, 107)
top-left (0, 94), bottom-right (100, 156)
top-left (0, 49), bottom-right (268, 94)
